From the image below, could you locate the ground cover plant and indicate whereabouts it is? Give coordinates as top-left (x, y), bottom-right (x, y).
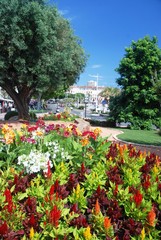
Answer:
top-left (117, 129), bottom-right (161, 146)
top-left (0, 120), bottom-right (161, 239)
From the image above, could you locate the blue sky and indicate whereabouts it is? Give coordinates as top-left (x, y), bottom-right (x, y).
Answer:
top-left (49, 0), bottom-right (161, 87)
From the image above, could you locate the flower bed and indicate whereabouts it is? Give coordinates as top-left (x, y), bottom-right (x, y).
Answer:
top-left (0, 120), bottom-right (161, 239)
top-left (42, 111), bottom-right (78, 122)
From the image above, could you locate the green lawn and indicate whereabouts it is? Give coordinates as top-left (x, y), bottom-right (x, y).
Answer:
top-left (117, 128), bottom-right (161, 146)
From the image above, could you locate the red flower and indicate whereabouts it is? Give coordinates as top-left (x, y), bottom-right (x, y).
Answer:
top-left (29, 214), bottom-right (37, 228)
top-left (56, 113), bottom-right (61, 120)
top-left (82, 130), bottom-right (96, 140)
top-left (0, 221), bottom-right (8, 236)
top-left (4, 188), bottom-right (12, 203)
top-left (4, 188), bottom-right (14, 213)
top-left (113, 184), bottom-right (118, 196)
top-left (133, 190), bottom-right (143, 207)
top-left (27, 126), bottom-right (38, 132)
top-left (49, 185), bottom-right (55, 196)
top-left (49, 205), bottom-right (61, 227)
top-left (44, 160), bottom-right (52, 179)
top-left (63, 131), bottom-right (70, 137)
top-left (142, 174), bottom-right (151, 190)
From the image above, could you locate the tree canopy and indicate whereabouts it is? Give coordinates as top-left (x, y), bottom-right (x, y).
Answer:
top-left (109, 36), bottom-right (161, 129)
top-left (0, 0), bottom-right (87, 119)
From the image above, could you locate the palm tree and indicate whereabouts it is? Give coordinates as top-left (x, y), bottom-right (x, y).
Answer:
top-left (99, 87), bottom-right (120, 98)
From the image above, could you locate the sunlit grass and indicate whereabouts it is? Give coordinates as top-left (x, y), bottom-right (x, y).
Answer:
top-left (117, 129), bottom-right (161, 146)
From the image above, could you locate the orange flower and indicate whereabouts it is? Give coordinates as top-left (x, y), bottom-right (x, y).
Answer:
top-left (80, 137), bottom-right (89, 146)
top-left (95, 199), bottom-right (101, 215)
top-left (147, 207), bottom-right (156, 227)
top-left (104, 216), bottom-right (111, 230)
top-left (119, 146), bottom-right (124, 157)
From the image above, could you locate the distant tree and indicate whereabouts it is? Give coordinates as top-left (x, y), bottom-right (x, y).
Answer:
top-left (0, 0), bottom-right (87, 119)
top-left (74, 93), bottom-right (85, 102)
top-left (109, 36), bottom-right (161, 129)
top-left (99, 87), bottom-right (120, 99)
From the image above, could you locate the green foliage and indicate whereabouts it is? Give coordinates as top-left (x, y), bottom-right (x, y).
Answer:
top-left (0, 0), bottom-right (87, 119)
top-left (110, 36), bottom-right (161, 130)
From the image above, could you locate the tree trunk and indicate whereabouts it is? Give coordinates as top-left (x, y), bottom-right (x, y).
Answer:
top-left (37, 92), bottom-right (42, 110)
top-left (2, 84), bottom-right (31, 120)
top-left (15, 97), bottom-right (30, 120)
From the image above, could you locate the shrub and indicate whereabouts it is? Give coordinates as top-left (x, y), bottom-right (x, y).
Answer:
top-left (29, 111), bottom-right (37, 121)
top-left (4, 110), bottom-right (18, 120)
top-left (78, 105), bottom-right (84, 110)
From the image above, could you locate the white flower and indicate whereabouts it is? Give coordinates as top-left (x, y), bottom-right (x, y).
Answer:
top-left (17, 150), bottom-right (51, 174)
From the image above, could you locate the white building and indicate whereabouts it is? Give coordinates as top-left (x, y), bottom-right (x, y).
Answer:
top-left (68, 81), bottom-right (105, 103)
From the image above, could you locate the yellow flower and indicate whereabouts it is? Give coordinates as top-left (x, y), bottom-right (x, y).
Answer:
top-left (10, 167), bottom-right (15, 173)
top-left (60, 162), bottom-right (65, 171)
top-left (21, 124), bottom-right (27, 129)
top-left (65, 126), bottom-right (72, 133)
top-left (17, 130), bottom-right (23, 137)
top-left (1, 124), bottom-right (10, 134)
top-left (75, 183), bottom-right (80, 198)
top-left (93, 127), bottom-right (102, 136)
top-left (153, 165), bottom-right (158, 174)
top-left (29, 227), bottom-right (34, 239)
top-left (76, 129), bottom-right (82, 136)
top-left (140, 227), bottom-right (145, 240)
top-left (83, 226), bottom-right (92, 240)
top-left (35, 130), bottom-right (44, 136)
top-left (4, 129), bottom-right (15, 144)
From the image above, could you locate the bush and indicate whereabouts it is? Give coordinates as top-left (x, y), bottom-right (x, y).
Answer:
top-left (129, 118), bottom-right (153, 130)
top-left (4, 110), bottom-right (18, 120)
top-left (29, 111), bottom-right (37, 121)
top-left (88, 119), bottom-right (116, 128)
top-left (78, 105), bottom-right (84, 110)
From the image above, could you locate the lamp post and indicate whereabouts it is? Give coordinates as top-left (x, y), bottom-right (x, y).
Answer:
top-left (89, 74), bottom-right (101, 112)
top-left (84, 96), bottom-right (88, 118)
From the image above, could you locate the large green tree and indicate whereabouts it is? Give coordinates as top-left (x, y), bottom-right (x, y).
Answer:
top-left (0, 0), bottom-right (87, 119)
top-left (109, 36), bottom-right (161, 129)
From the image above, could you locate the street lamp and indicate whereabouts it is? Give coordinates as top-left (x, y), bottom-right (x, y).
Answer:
top-left (84, 96), bottom-right (89, 118)
top-left (89, 74), bottom-right (102, 112)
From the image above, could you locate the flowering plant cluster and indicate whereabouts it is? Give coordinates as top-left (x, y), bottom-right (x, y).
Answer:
top-left (42, 110), bottom-right (78, 122)
top-left (0, 120), bottom-right (161, 239)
